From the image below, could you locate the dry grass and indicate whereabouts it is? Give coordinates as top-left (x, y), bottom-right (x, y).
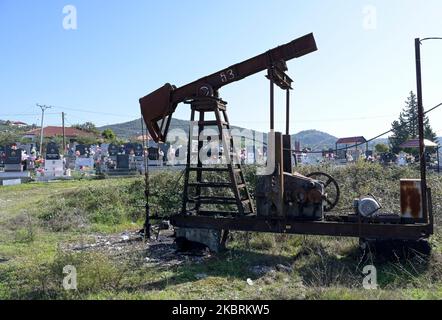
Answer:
top-left (1, 162), bottom-right (442, 299)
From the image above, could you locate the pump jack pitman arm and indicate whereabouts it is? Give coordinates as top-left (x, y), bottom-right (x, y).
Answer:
top-left (139, 33), bottom-right (317, 142)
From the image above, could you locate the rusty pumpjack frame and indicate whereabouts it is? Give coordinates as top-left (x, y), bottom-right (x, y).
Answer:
top-left (140, 34), bottom-right (434, 242)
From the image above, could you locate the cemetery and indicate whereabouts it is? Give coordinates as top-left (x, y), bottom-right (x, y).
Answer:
top-left (0, 140), bottom-right (171, 183)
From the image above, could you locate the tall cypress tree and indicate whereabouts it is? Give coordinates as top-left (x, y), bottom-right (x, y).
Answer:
top-left (389, 91), bottom-right (438, 154)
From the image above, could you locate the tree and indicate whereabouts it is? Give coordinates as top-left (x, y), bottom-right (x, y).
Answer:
top-left (0, 131), bottom-right (20, 146)
top-left (375, 143), bottom-right (389, 154)
top-left (389, 91), bottom-right (438, 154)
top-left (75, 135), bottom-right (100, 145)
top-left (101, 129), bottom-right (116, 141)
top-left (72, 122), bottom-right (99, 135)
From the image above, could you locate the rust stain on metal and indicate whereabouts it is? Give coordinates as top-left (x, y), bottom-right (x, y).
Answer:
top-left (307, 189), bottom-right (323, 204)
top-left (400, 179), bottom-right (422, 219)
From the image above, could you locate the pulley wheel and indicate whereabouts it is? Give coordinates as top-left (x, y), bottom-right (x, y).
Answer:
top-left (306, 172), bottom-right (340, 212)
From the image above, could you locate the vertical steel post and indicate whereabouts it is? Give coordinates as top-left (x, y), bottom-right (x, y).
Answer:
top-left (283, 89), bottom-right (292, 173)
top-left (286, 89), bottom-right (290, 135)
top-left (415, 38), bottom-right (428, 222)
top-left (140, 117), bottom-right (151, 239)
top-left (270, 76), bottom-right (275, 131)
top-left (267, 69), bottom-right (275, 131)
top-left (437, 146), bottom-right (440, 173)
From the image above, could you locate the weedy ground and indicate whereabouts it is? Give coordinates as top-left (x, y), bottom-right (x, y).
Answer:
top-left (1, 162), bottom-right (442, 300)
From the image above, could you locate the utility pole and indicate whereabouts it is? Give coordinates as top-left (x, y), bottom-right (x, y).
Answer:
top-left (62, 112), bottom-right (66, 155)
top-left (415, 38), bottom-right (428, 223)
top-left (36, 104), bottom-right (52, 157)
top-left (414, 36), bottom-right (442, 223)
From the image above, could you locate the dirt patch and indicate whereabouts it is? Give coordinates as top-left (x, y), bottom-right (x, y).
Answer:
top-left (61, 229), bottom-right (212, 268)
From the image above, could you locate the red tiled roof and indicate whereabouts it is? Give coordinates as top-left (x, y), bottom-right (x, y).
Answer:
top-left (135, 134), bottom-right (152, 141)
top-left (399, 139), bottom-right (438, 148)
top-left (25, 126), bottom-right (94, 138)
top-left (336, 136), bottom-right (367, 144)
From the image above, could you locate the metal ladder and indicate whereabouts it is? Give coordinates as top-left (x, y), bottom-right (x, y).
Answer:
top-left (181, 97), bottom-right (255, 217)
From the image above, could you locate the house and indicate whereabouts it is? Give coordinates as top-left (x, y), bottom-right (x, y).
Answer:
top-left (335, 136), bottom-right (369, 161)
top-left (10, 121), bottom-right (29, 128)
top-left (23, 126), bottom-right (94, 143)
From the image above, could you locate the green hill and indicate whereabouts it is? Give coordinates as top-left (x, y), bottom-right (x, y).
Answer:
top-left (98, 118), bottom-right (189, 139)
top-left (292, 130), bottom-right (337, 150)
top-left (98, 118), bottom-right (440, 151)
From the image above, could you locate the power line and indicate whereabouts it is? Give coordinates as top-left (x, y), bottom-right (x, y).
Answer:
top-left (227, 114), bottom-right (397, 124)
top-left (0, 112), bottom-right (60, 116)
top-left (50, 104), bottom-right (139, 118)
top-left (289, 101), bottom-right (442, 154)
top-left (420, 37), bottom-right (442, 42)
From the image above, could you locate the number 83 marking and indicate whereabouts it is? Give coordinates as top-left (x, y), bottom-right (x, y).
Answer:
top-left (220, 69), bottom-right (235, 83)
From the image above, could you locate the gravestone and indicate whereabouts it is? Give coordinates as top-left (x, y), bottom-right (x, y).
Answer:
top-left (74, 145), bottom-right (94, 172)
top-left (108, 143), bottom-right (118, 157)
top-left (46, 142), bottom-right (60, 160)
top-left (45, 159), bottom-right (64, 177)
top-left (2, 179), bottom-right (21, 186)
top-left (380, 152), bottom-right (397, 164)
top-left (75, 144), bottom-right (90, 156)
top-left (0, 145), bottom-right (5, 166)
top-left (17, 143), bottom-right (30, 155)
top-left (148, 147), bottom-right (162, 166)
top-left (336, 149), bottom-right (347, 160)
top-left (75, 157), bottom-right (94, 171)
top-left (134, 143), bottom-right (143, 157)
top-left (247, 152), bottom-right (255, 164)
top-left (148, 147), bottom-right (159, 160)
top-left (0, 145), bottom-right (31, 183)
top-left (124, 143), bottom-right (135, 155)
top-left (133, 143), bottom-right (144, 171)
top-left (100, 143), bottom-right (109, 155)
top-left (4, 146), bottom-right (23, 172)
top-left (117, 154), bottom-right (130, 170)
top-left (44, 142), bottom-right (63, 177)
top-left (397, 152), bottom-right (407, 166)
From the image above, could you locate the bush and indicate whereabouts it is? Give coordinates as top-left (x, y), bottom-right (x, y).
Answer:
top-left (38, 162), bottom-right (442, 230)
top-left (0, 251), bottom-right (128, 299)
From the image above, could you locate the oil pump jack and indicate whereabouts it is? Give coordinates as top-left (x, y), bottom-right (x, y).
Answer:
top-left (140, 33), bottom-right (434, 252)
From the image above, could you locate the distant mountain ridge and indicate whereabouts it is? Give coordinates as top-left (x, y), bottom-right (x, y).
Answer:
top-left (292, 130), bottom-right (337, 150)
top-left (98, 118), bottom-right (441, 150)
top-left (98, 118), bottom-right (337, 147)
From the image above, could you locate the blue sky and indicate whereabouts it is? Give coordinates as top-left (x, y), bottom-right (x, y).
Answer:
top-left (1, 0), bottom-right (441, 139)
